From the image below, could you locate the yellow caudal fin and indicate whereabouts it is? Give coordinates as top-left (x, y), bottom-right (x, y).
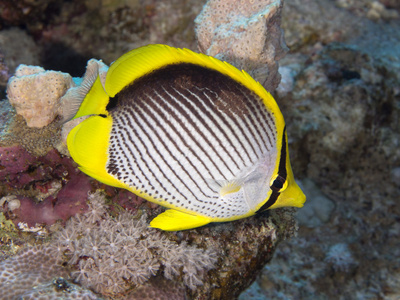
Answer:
top-left (66, 114), bottom-right (125, 189)
top-left (149, 209), bottom-right (211, 231)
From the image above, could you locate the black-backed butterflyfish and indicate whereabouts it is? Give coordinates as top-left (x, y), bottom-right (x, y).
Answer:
top-left (66, 44), bottom-right (306, 231)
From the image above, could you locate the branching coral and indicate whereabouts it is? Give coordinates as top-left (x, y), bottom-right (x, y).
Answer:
top-left (51, 191), bottom-right (218, 296)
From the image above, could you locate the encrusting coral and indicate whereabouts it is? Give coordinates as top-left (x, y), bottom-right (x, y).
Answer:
top-left (0, 244), bottom-right (101, 299)
top-left (195, 0), bottom-right (288, 92)
top-left (51, 191), bottom-right (218, 296)
top-left (0, 245), bottom-right (66, 299)
top-left (16, 277), bottom-right (101, 300)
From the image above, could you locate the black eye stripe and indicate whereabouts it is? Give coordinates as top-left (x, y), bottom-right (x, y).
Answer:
top-left (256, 126), bottom-right (287, 213)
top-left (271, 175), bottom-right (285, 191)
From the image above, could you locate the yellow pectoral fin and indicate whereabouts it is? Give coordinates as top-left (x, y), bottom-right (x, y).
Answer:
top-left (67, 114), bottom-right (126, 189)
top-left (149, 209), bottom-right (211, 231)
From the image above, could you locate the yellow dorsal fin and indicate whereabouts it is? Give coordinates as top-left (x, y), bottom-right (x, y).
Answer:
top-left (73, 75), bottom-right (110, 119)
top-left (149, 209), bottom-right (211, 231)
top-left (66, 115), bottom-right (125, 189)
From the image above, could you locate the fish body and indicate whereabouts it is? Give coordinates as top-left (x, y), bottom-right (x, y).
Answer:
top-left (67, 44), bottom-right (306, 231)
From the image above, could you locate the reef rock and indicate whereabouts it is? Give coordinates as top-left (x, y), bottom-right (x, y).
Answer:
top-left (6, 64), bottom-right (75, 128)
top-left (195, 0), bottom-right (288, 92)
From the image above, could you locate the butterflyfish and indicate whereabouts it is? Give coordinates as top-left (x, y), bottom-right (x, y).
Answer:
top-left (66, 44), bottom-right (306, 231)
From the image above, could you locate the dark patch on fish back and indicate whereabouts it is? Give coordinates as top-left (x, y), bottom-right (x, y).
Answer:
top-left (109, 63), bottom-right (261, 119)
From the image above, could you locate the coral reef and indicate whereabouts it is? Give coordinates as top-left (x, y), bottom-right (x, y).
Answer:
top-left (324, 243), bottom-right (356, 272)
top-left (1, 0), bottom-right (399, 299)
top-left (0, 0), bottom-right (61, 28)
top-left (195, 0), bottom-right (288, 92)
top-left (296, 179), bottom-right (335, 228)
top-left (7, 64), bottom-right (75, 127)
top-left (0, 47), bottom-right (9, 96)
top-left (1, 0), bottom-right (206, 73)
top-left (3, 189), bottom-right (299, 299)
top-left (0, 246), bottom-right (100, 299)
top-left (0, 184), bottom-right (298, 299)
top-left (123, 277), bottom-right (186, 300)
top-left (1, 114), bottom-right (62, 156)
top-left (281, 0), bottom-right (362, 51)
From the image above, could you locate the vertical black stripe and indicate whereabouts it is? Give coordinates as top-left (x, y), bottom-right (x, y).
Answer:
top-left (256, 127), bottom-right (287, 213)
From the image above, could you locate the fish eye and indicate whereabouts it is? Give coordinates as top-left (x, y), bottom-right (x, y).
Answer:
top-left (270, 175), bottom-right (286, 192)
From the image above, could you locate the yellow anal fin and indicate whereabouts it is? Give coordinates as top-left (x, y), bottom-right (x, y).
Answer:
top-left (149, 209), bottom-right (211, 231)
